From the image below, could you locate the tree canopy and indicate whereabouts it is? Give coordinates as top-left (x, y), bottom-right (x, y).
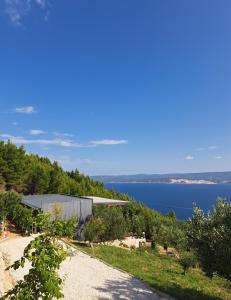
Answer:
top-left (188, 198), bottom-right (231, 280)
top-left (0, 140), bottom-right (130, 201)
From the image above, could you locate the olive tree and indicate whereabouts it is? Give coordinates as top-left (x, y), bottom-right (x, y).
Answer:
top-left (188, 198), bottom-right (231, 280)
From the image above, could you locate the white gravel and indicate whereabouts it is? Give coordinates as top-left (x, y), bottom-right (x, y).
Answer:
top-left (0, 236), bottom-right (169, 300)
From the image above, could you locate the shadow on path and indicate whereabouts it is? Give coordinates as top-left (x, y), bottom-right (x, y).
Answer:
top-left (95, 277), bottom-right (169, 300)
top-left (95, 277), bottom-right (224, 300)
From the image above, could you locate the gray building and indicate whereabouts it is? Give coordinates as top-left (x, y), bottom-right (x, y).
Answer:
top-left (22, 194), bottom-right (92, 221)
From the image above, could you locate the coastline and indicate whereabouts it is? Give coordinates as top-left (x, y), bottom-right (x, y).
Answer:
top-left (104, 181), bottom-right (218, 185)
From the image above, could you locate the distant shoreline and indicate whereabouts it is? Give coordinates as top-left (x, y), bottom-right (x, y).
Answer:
top-left (93, 171), bottom-right (231, 185)
top-left (105, 181), bottom-right (218, 185)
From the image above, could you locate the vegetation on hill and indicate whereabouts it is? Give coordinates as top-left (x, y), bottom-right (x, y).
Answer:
top-left (188, 198), bottom-right (231, 281)
top-left (86, 203), bottom-right (187, 251)
top-left (0, 141), bottom-right (186, 245)
top-left (0, 140), bottom-right (129, 200)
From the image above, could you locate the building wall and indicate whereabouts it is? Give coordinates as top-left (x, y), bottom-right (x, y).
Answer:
top-left (41, 198), bottom-right (92, 221)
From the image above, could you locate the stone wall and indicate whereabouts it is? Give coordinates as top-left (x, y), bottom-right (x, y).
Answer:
top-left (0, 251), bottom-right (14, 297)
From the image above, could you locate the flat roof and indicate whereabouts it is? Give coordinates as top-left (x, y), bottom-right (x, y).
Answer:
top-left (22, 194), bottom-right (91, 210)
top-left (83, 196), bottom-right (129, 206)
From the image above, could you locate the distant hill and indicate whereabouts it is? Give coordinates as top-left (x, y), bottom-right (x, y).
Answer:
top-left (92, 171), bottom-right (231, 184)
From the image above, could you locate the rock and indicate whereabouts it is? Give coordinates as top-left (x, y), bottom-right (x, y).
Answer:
top-left (0, 251), bottom-right (14, 297)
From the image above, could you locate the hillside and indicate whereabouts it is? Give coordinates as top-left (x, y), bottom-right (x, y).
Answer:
top-left (0, 140), bottom-right (129, 200)
top-left (92, 171), bottom-right (231, 184)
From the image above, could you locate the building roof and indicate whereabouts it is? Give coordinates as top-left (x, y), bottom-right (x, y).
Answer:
top-left (22, 194), bottom-right (92, 210)
top-left (83, 196), bottom-right (129, 206)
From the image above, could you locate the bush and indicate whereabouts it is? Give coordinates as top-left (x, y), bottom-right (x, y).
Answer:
top-left (13, 205), bottom-right (33, 234)
top-left (179, 252), bottom-right (197, 275)
top-left (51, 219), bottom-right (78, 238)
top-left (34, 212), bottom-right (52, 231)
top-left (84, 217), bottom-right (106, 243)
top-left (94, 206), bottom-right (127, 241)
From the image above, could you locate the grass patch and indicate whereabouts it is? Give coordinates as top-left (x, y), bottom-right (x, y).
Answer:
top-left (74, 243), bottom-right (231, 300)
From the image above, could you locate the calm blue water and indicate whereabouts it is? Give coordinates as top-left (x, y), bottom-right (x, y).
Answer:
top-left (106, 183), bottom-right (231, 220)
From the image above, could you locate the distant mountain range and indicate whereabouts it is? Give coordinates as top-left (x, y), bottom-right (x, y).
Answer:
top-left (92, 171), bottom-right (231, 184)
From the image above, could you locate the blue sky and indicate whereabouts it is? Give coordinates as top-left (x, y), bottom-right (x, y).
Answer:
top-left (0, 0), bottom-right (231, 175)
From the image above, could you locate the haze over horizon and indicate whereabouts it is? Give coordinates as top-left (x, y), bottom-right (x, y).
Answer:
top-left (1, 1), bottom-right (231, 175)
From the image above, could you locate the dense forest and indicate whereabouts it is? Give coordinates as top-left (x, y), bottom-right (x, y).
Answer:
top-left (0, 140), bottom-right (130, 200)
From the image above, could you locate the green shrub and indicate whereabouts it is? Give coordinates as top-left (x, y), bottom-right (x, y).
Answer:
top-left (179, 252), bottom-right (197, 275)
top-left (13, 205), bottom-right (33, 234)
top-left (94, 206), bottom-right (127, 241)
top-left (34, 212), bottom-right (52, 231)
top-left (84, 217), bottom-right (106, 243)
top-left (51, 219), bottom-right (78, 238)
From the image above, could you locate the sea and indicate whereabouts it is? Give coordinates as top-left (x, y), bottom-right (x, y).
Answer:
top-left (105, 183), bottom-right (231, 220)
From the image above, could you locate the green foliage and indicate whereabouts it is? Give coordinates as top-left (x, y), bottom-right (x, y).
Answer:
top-left (179, 252), bottom-right (197, 275)
top-left (51, 219), bottom-right (78, 238)
top-left (152, 223), bottom-right (188, 251)
top-left (91, 200), bottom-right (187, 246)
top-left (94, 206), bottom-right (127, 240)
top-left (84, 217), bottom-right (106, 242)
top-left (0, 192), bottom-right (21, 222)
top-left (132, 214), bottom-right (146, 237)
top-left (34, 211), bottom-right (78, 238)
top-left (34, 212), bottom-right (52, 231)
top-left (26, 157), bottom-right (50, 195)
top-left (0, 192), bottom-right (33, 234)
top-left (1, 234), bottom-right (68, 300)
top-left (188, 198), bottom-right (231, 280)
top-left (0, 141), bottom-right (26, 191)
top-left (12, 204), bottom-right (33, 234)
top-left (122, 201), bottom-right (187, 250)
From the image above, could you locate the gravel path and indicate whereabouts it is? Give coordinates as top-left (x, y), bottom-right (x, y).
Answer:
top-left (0, 236), bottom-right (169, 300)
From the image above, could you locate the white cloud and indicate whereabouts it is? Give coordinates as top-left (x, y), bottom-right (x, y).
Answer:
top-left (29, 129), bottom-right (46, 135)
top-left (195, 147), bottom-right (205, 151)
top-left (0, 134), bottom-right (80, 147)
top-left (195, 146), bottom-right (217, 151)
top-left (15, 106), bottom-right (37, 114)
top-left (48, 155), bottom-right (106, 171)
top-left (90, 139), bottom-right (127, 145)
top-left (0, 134), bottom-right (12, 139)
top-left (4, 0), bottom-right (49, 26)
top-left (185, 155), bottom-right (194, 160)
top-left (53, 132), bottom-right (74, 138)
top-left (35, 0), bottom-right (46, 8)
top-left (12, 122), bottom-right (18, 126)
top-left (0, 133), bottom-right (128, 148)
top-left (49, 155), bottom-right (92, 166)
top-left (215, 156), bottom-right (223, 160)
top-left (4, 0), bottom-right (31, 26)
